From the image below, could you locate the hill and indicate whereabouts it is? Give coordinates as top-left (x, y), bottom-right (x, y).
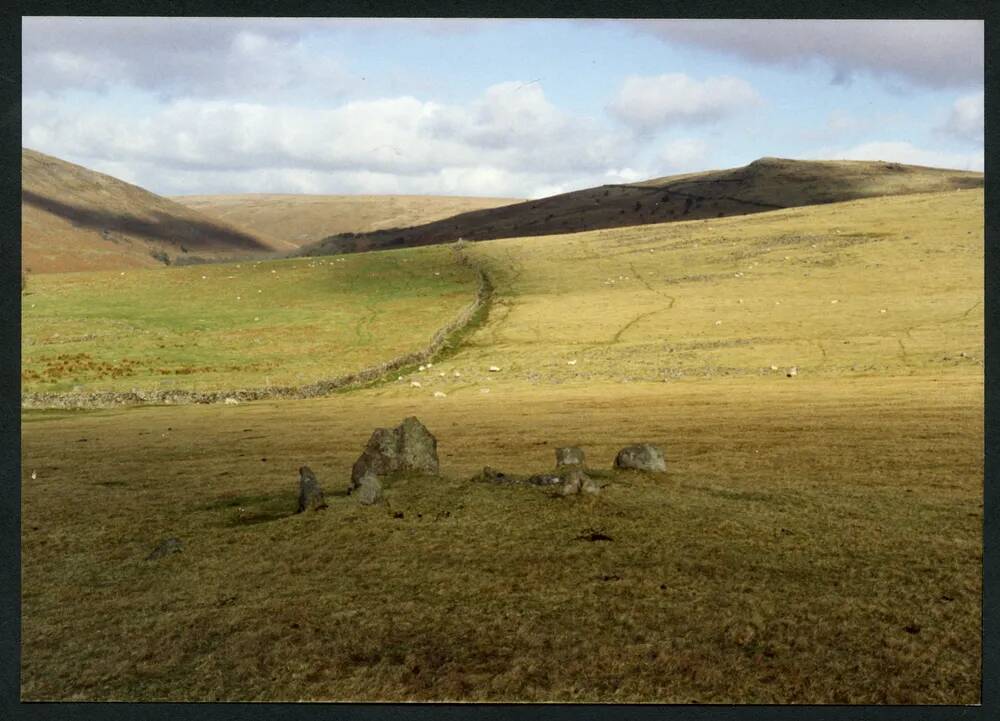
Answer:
top-left (21, 149), bottom-right (292, 273)
top-left (299, 157), bottom-right (983, 256)
top-left (21, 187), bottom-right (983, 702)
top-left (172, 193), bottom-right (522, 249)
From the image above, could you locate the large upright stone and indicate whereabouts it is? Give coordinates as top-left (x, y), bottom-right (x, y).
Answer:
top-left (555, 447), bottom-right (585, 468)
top-left (350, 416), bottom-right (439, 489)
top-left (614, 443), bottom-right (667, 472)
top-left (296, 465), bottom-right (328, 513)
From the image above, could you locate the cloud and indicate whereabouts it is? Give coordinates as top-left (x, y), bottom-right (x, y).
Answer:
top-left (22, 83), bottom-right (637, 198)
top-left (23, 18), bottom-right (356, 100)
top-left (940, 91), bottom-right (984, 144)
top-left (608, 74), bottom-right (760, 132)
top-left (659, 138), bottom-right (710, 172)
top-left (633, 20), bottom-right (983, 89)
top-left (802, 140), bottom-right (982, 172)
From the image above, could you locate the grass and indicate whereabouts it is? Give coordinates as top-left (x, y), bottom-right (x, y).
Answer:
top-left (20, 378), bottom-right (981, 702)
top-left (20, 188), bottom-right (983, 702)
top-left (21, 245), bottom-right (478, 393)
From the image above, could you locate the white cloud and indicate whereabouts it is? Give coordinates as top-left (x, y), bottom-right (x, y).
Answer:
top-left (22, 18), bottom-right (355, 101)
top-left (941, 91), bottom-right (984, 144)
top-left (659, 138), bottom-right (710, 171)
top-left (608, 74), bottom-right (760, 132)
top-left (22, 83), bottom-right (638, 198)
top-left (632, 20), bottom-right (983, 89)
top-left (802, 141), bottom-right (982, 172)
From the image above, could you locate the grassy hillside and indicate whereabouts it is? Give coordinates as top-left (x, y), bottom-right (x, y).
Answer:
top-left (21, 149), bottom-right (291, 274)
top-left (21, 246), bottom-right (478, 393)
top-left (20, 188), bottom-right (983, 702)
top-left (173, 193), bottom-right (522, 249)
top-left (301, 157), bottom-right (982, 256)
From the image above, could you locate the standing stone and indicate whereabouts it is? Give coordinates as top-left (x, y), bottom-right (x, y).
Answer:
top-left (146, 537), bottom-right (182, 561)
top-left (296, 465), bottom-right (327, 513)
top-left (614, 444), bottom-right (667, 472)
top-left (356, 473), bottom-right (384, 505)
top-left (350, 416), bottom-right (439, 489)
top-left (555, 447), bottom-right (586, 468)
top-left (561, 467), bottom-right (585, 496)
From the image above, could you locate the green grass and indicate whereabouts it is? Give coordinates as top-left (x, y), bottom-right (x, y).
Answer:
top-left (20, 188), bottom-right (983, 702)
top-left (21, 246), bottom-right (478, 393)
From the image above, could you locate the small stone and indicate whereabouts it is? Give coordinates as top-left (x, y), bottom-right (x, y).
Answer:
top-left (296, 465), bottom-right (327, 513)
top-left (356, 474), bottom-right (383, 505)
top-left (555, 447), bottom-right (585, 468)
top-left (410, 381), bottom-right (422, 388)
top-left (224, 397), bottom-right (239, 405)
top-left (433, 391), bottom-right (447, 398)
top-left (488, 366), bottom-right (501, 372)
top-left (786, 366), bottom-right (798, 377)
top-left (614, 444), bottom-right (667, 472)
top-left (146, 537), bottom-right (182, 561)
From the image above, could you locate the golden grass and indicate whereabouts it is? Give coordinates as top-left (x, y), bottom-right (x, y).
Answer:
top-left (21, 377), bottom-right (981, 702)
top-left (20, 188), bottom-right (983, 702)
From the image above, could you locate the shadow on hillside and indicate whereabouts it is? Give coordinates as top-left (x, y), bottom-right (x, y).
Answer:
top-left (22, 189), bottom-right (271, 252)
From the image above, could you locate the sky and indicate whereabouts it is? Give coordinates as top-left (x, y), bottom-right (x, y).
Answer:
top-left (21, 18), bottom-right (984, 199)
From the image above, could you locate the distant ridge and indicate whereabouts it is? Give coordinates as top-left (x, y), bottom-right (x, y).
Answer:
top-left (299, 157), bottom-right (983, 257)
top-left (172, 193), bottom-right (523, 249)
top-left (21, 148), bottom-right (290, 273)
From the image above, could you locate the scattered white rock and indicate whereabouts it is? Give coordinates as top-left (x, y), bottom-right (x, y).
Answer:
top-left (715, 320), bottom-right (722, 326)
top-left (397, 376), bottom-right (403, 381)
top-left (30, 470), bottom-right (36, 480)
top-left (775, 301), bottom-right (781, 305)
top-left (786, 366), bottom-right (798, 378)
top-left (479, 388), bottom-right (491, 394)
top-left (433, 391), bottom-right (447, 398)
top-left (120, 272), bottom-right (125, 276)
top-left (453, 370), bottom-right (461, 377)
top-left (770, 365), bottom-right (779, 371)
top-left (236, 296), bottom-right (241, 301)
top-left (831, 299), bottom-right (839, 304)
top-left (224, 397), bottom-right (239, 405)
top-left (202, 275), bottom-right (208, 280)
top-left (418, 365), bottom-right (426, 371)
top-left (567, 359), bottom-right (577, 365)
top-left (880, 309), bottom-right (887, 314)
top-left (410, 381), bottom-right (422, 388)
top-left (488, 365), bottom-right (501, 372)
top-left (438, 372), bottom-right (445, 377)
top-left (271, 270), bottom-right (277, 274)
top-left (254, 317), bottom-right (260, 321)
top-left (427, 363), bottom-right (433, 368)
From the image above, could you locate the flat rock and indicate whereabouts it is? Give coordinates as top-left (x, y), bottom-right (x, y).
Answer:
top-left (614, 443), bottom-right (667, 472)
